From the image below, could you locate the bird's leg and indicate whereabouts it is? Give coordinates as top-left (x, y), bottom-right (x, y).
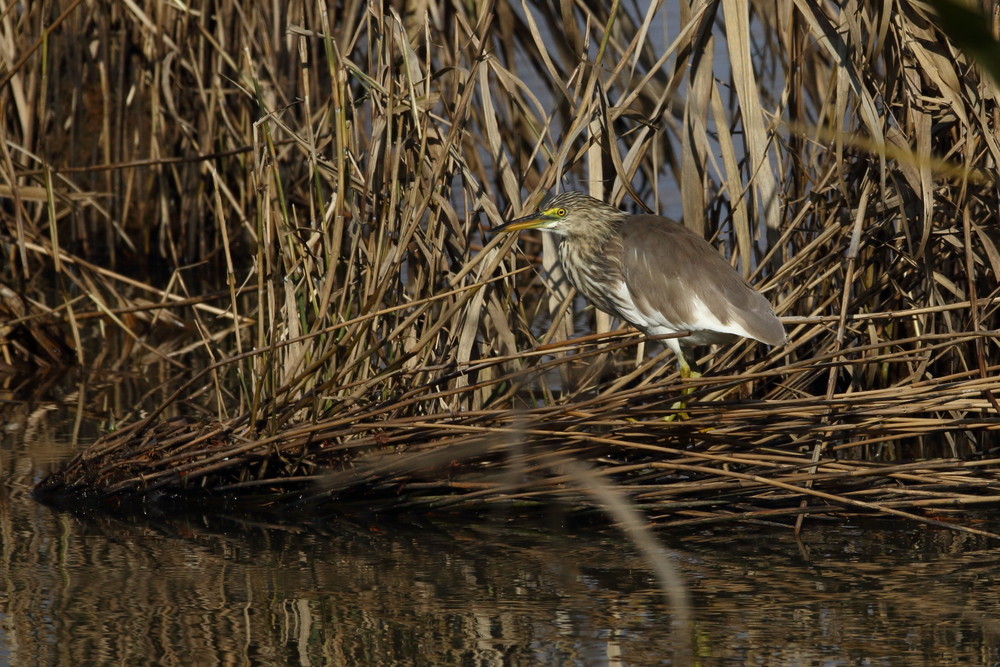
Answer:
top-left (676, 344), bottom-right (702, 380)
top-left (666, 348), bottom-right (698, 420)
top-left (679, 365), bottom-right (702, 380)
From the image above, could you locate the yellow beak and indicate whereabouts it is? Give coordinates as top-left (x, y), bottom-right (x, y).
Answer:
top-left (493, 212), bottom-right (553, 233)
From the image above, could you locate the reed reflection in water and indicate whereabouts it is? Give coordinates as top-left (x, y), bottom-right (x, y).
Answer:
top-left (2, 471), bottom-right (999, 665)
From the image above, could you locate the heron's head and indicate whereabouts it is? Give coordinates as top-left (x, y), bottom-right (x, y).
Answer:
top-left (494, 192), bottom-right (624, 237)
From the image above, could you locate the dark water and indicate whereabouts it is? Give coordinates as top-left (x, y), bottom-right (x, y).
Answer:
top-left (3, 420), bottom-right (1000, 665)
top-left (3, 372), bottom-right (1000, 666)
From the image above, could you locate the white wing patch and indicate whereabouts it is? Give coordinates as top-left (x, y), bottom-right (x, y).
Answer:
top-left (611, 281), bottom-right (760, 343)
top-left (609, 280), bottom-right (658, 328)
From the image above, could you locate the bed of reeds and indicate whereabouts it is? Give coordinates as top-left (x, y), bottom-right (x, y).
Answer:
top-left (3, 1), bottom-right (999, 531)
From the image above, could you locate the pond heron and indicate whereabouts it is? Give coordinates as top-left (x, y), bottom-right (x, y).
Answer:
top-left (494, 192), bottom-right (786, 376)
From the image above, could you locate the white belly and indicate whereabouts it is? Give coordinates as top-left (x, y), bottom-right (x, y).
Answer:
top-left (612, 281), bottom-right (752, 345)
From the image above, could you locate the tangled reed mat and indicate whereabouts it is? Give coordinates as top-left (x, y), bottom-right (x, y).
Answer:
top-left (34, 330), bottom-right (1000, 539)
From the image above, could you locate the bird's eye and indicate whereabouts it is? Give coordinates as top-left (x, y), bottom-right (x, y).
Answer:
top-left (554, 207), bottom-right (567, 217)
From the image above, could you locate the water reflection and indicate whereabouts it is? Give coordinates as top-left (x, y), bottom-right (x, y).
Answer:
top-left (3, 476), bottom-right (1000, 665)
top-left (3, 393), bottom-right (1000, 664)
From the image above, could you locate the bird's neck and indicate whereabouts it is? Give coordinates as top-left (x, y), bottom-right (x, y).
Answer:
top-left (581, 214), bottom-right (624, 243)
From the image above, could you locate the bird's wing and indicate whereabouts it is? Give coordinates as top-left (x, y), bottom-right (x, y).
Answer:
top-left (618, 215), bottom-right (786, 345)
